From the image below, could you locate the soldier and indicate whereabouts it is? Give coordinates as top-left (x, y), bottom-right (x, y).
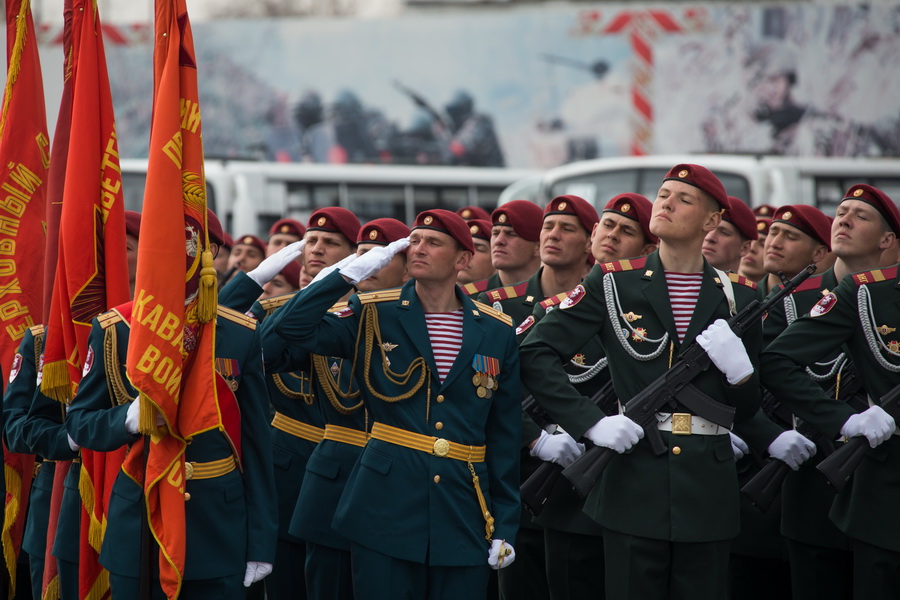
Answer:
top-left (520, 164), bottom-right (764, 600)
top-left (260, 261), bottom-right (302, 300)
top-left (702, 195), bottom-right (758, 273)
top-left (759, 184), bottom-right (900, 600)
top-left (738, 215), bottom-right (771, 285)
top-left (458, 219), bottom-right (496, 286)
top-left (267, 218), bottom-right (306, 256)
top-left (301, 207), bottom-right (360, 281)
top-left (590, 193), bottom-right (658, 263)
top-left (761, 205), bottom-right (831, 299)
top-left (262, 209), bottom-right (521, 599)
top-left (227, 234), bottom-right (267, 276)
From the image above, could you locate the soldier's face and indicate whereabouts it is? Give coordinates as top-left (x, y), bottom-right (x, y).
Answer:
top-left (832, 200), bottom-right (895, 260)
top-left (227, 244), bottom-right (265, 273)
top-left (490, 226), bottom-right (538, 271)
top-left (763, 223), bottom-right (821, 277)
top-left (702, 220), bottom-right (750, 271)
top-left (458, 238), bottom-right (495, 285)
top-left (267, 233), bottom-right (301, 257)
top-left (407, 230), bottom-right (470, 283)
top-left (540, 215), bottom-right (591, 269)
top-left (260, 274), bottom-right (298, 300)
top-left (651, 181), bottom-right (720, 243)
top-left (591, 213), bottom-right (652, 263)
top-left (302, 231), bottom-right (354, 277)
top-left (354, 243), bottom-right (408, 292)
top-left (739, 234), bottom-right (767, 282)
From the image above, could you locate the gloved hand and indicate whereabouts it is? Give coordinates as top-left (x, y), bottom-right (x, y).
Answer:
top-left (585, 415), bottom-right (644, 454)
top-left (307, 253), bottom-right (358, 287)
top-left (67, 433), bottom-right (80, 452)
top-left (529, 430), bottom-right (585, 468)
top-left (695, 319), bottom-right (754, 385)
top-left (124, 398), bottom-right (165, 434)
top-left (841, 405), bottom-right (896, 448)
top-left (340, 238), bottom-right (411, 284)
top-left (767, 430), bottom-right (817, 470)
top-left (246, 240), bottom-right (305, 286)
top-left (243, 561), bottom-right (273, 587)
top-left (729, 431), bottom-right (749, 461)
top-left (487, 539), bottom-right (516, 570)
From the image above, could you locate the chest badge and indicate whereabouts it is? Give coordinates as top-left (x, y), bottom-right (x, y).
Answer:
top-left (877, 324), bottom-right (896, 336)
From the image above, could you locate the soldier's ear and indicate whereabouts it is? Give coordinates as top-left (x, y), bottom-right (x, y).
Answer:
top-left (878, 231), bottom-right (897, 252)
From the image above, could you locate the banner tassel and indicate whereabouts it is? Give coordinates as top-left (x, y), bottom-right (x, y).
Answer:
top-left (197, 249), bottom-right (217, 323)
top-left (40, 360), bottom-right (72, 404)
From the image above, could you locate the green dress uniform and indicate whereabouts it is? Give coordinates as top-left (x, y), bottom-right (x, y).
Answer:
top-left (519, 252), bottom-right (763, 600)
top-left (760, 264), bottom-right (900, 600)
top-left (66, 304), bottom-right (278, 599)
top-left (261, 271), bottom-right (522, 600)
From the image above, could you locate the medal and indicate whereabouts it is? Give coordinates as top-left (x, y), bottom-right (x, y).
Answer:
top-left (477, 386), bottom-right (487, 398)
top-left (472, 354), bottom-right (501, 398)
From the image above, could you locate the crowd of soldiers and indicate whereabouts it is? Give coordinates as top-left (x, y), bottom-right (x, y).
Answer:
top-left (3, 161), bottom-right (900, 600)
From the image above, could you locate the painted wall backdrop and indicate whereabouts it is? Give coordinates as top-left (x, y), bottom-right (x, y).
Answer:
top-left (21, 3), bottom-right (900, 168)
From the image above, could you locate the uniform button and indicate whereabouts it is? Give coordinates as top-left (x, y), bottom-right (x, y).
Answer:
top-left (672, 446), bottom-right (681, 455)
top-left (436, 394), bottom-right (445, 403)
top-left (184, 492), bottom-right (192, 501)
top-left (434, 475), bottom-right (441, 483)
top-left (435, 422), bottom-right (444, 430)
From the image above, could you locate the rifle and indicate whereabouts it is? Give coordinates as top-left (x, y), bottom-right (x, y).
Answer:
top-left (741, 368), bottom-right (865, 512)
top-left (561, 265), bottom-right (817, 500)
top-left (520, 380), bottom-right (616, 516)
top-left (816, 383), bottom-right (900, 492)
top-left (392, 80), bottom-right (447, 129)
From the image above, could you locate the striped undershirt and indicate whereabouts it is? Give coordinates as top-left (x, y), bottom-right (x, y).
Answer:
top-left (425, 309), bottom-right (464, 382)
top-left (665, 271), bottom-right (703, 343)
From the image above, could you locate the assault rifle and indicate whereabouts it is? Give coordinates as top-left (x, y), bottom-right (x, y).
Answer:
top-left (392, 80), bottom-right (447, 129)
top-left (561, 265), bottom-right (817, 500)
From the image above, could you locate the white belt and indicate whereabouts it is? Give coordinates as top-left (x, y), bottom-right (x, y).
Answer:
top-left (656, 412), bottom-right (725, 436)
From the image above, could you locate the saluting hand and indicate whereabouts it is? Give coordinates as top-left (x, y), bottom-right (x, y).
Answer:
top-left (246, 240), bottom-right (306, 286)
top-left (340, 237), bottom-right (411, 284)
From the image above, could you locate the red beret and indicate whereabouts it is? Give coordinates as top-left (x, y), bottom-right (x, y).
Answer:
top-left (234, 234), bottom-right (266, 255)
top-left (457, 206), bottom-right (491, 222)
top-left (207, 209), bottom-right (225, 247)
top-left (841, 184), bottom-right (900, 234)
top-left (773, 205), bottom-right (832, 250)
top-left (722, 196), bottom-right (758, 240)
top-left (663, 164), bottom-right (730, 210)
top-left (358, 218), bottom-right (411, 245)
top-left (603, 193), bottom-right (658, 244)
top-left (753, 204), bottom-right (777, 217)
top-left (268, 218), bottom-right (306, 239)
top-left (307, 207), bottom-right (361, 244)
top-left (544, 195), bottom-right (599, 234)
top-left (278, 260), bottom-right (301, 288)
top-left (412, 209), bottom-right (474, 254)
top-left (492, 200), bottom-right (543, 242)
top-left (756, 217), bottom-right (772, 237)
top-left (467, 219), bottom-right (492, 242)
top-left (222, 232), bottom-right (234, 250)
top-left (124, 211), bottom-right (141, 239)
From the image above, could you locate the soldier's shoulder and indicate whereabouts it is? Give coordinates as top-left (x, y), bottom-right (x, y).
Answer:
top-left (725, 272), bottom-right (757, 290)
top-left (472, 301), bottom-right (514, 327)
top-left (357, 288), bottom-right (403, 305)
top-left (97, 309), bottom-right (125, 330)
top-left (792, 272), bottom-right (826, 294)
top-left (28, 324), bottom-right (45, 337)
top-left (598, 256), bottom-right (649, 275)
top-left (483, 280), bottom-right (530, 304)
top-left (218, 305), bottom-right (257, 330)
top-left (328, 301), bottom-right (349, 313)
top-left (850, 265), bottom-right (898, 286)
top-left (539, 291), bottom-right (570, 310)
top-left (258, 292), bottom-right (298, 315)
top-left (460, 279), bottom-right (492, 297)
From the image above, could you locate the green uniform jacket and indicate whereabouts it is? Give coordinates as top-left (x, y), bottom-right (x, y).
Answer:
top-left (67, 306), bottom-right (277, 579)
top-left (262, 271), bottom-right (522, 566)
top-left (761, 265), bottom-right (900, 552)
top-left (520, 252), bottom-right (763, 542)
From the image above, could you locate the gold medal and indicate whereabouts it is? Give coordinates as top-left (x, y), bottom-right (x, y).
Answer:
top-left (484, 388), bottom-right (493, 399)
top-left (472, 373), bottom-right (482, 386)
top-left (486, 376), bottom-right (494, 389)
top-left (492, 379), bottom-right (499, 391)
top-left (477, 386), bottom-right (487, 398)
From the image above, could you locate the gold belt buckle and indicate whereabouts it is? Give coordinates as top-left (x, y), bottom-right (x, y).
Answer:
top-left (184, 462), bottom-right (195, 481)
top-left (433, 438), bottom-right (451, 457)
top-left (671, 413), bottom-right (692, 435)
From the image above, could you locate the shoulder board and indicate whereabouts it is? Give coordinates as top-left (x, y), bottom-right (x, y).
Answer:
top-left (792, 273), bottom-right (826, 294)
top-left (97, 310), bottom-right (124, 330)
top-left (217, 305), bottom-right (257, 330)
top-left (358, 288), bottom-right (403, 304)
top-left (540, 292), bottom-right (570, 310)
top-left (726, 272), bottom-right (758, 290)
top-left (851, 266), bottom-right (898, 286)
top-left (461, 279), bottom-right (491, 296)
top-left (328, 301), bottom-right (349, 313)
top-left (485, 281), bottom-right (529, 303)
top-left (258, 292), bottom-right (298, 314)
top-left (599, 256), bottom-right (649, 274)
top-left (28, 324), bottom-right (45, 337)
top-left (472, 301), bottom-right (514, 327)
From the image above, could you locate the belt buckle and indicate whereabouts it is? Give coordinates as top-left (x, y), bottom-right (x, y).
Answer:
top-left (433, 438), bottom-right (450, 457)
top-left (671, 413), bottom-right (692, 435)
top-left (184, 462), bottom-right (195, 481)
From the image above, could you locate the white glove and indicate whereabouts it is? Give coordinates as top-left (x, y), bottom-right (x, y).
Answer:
top-left (340, 238), bottom-right (411, 284)
top-left (67, 433), bottom-right (80, 452)
top-left (246, 240), bottom-right (305, 286)
top-left (243, 561), bottom-right (273, 587)
top-left (487, 539), bottom-right (516, 570)
top-left (529, 430), bottom-right (585, 468)
top-left (308, 253), bottom-right (357, 287)
top-left (124, 398), bottom-right (165, 434)
top-left (767, 430), bottom-right (817, 470)
top-left (584, 415), bottom-right (644, 454)
top-left (695, 319), bottom-right (754, 385)
top-left (729, 431), bottom-right (749, 461)
top-left (840, 405), bottom-right (896, 448)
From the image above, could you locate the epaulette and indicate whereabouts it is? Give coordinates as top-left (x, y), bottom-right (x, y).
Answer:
top-left (539, 292), bottom-right (570, 310)
top-left (358, 288), bottom-right (403, 304)
top-left (792, 273), bottom-right (826, 294)
top-left (258, 292), bottom-right (298, 314)
top-left (851, 265), bottom-right (898, 286)
top-left (472, 301), bottom-right (514, 327)
top-left (725, 272), bottom-right (758, 290)
top-left (484, 281), bottom-right (529, 303)
top-left (461, 279), bottom-right (491, 296)
top-left (97, 310), bottom-right (124, 330)
top-left (28, 324), bottom-right (45, 337)
top-left (328, 301), bottom-right (349, 313)
top-left (599, 256), bottom-right (649, 274)
top-left (218, 305), bottom-right (257, 330)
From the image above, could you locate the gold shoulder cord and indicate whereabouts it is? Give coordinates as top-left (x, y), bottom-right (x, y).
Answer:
top-left (272, 360), bottom-right (316, 404)
top-left (104, 326), bottom-right (133, 407)
top-left (32, 330), bottom-right (43, 367)
top-left (312, 354), bottom-right (363, 414)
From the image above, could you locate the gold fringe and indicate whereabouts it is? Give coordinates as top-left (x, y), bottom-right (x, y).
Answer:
top-left (81, 565), bottom-right (109, 600)
top-left (0, 0), bottom-right (30, 140)
top-left (41, 575), bottom-right (59, 600)
top-left (2, 464), bottom-right (22, 597)
top-left (138, 392), bottom-right (159, 436)
top-left (78, 465), bottom-right (104, 552)
top-left (197, 249), bottom-right (217, 323)
top-left (40, 360), bottom-right (72, 404)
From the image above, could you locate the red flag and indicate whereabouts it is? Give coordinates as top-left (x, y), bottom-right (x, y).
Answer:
top-left (0, 0), bottom-right (50, 595)
top-left (123, 1), bottom-right (220, 596)
top-left (41, 461), bottom-right (70, 600)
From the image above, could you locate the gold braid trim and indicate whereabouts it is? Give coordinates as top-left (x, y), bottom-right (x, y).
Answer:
top-left (359, 303), bottom-right (430, 405)
top-left (312, 355), bottom-right (362, 414)
top-left (272, 363), bottom-right (315, 404)
top-left (103, 326), bottom-right (132, 407)
top-left (467, 462), bottom-right (496, 541)
top-left (31, 328), bottom-right (43, 367)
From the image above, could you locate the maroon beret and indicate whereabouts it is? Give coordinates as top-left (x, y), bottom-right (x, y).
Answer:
top-left (773, 205), bottom-right (832, 250)
top-left (358, 218), bottom-right (411, 245)
top-left (663, 164), bottom-right (730, 210)
top-left (841, 184), bottom-right (900, 234)
top-left (723, 196), bottom-right (758, 240)
top-left (457, 205), bottom-right (491, 222)
top-left (412, 209), bottom-right (474, 254)
top-left (492, 200), bottom-right (543, 242)
top-left (234, 234), bottom-right (266, 255)
top-left (467, 219), bottom-right (492, 242)
top-left (278, 260), bottom-right (301, 289)
top-left (307, 207), bottom-right (361, 244)
top-left (544, 195), bottom-right (599, 234)
top-left (603, 193), bottom-right (658, 244)
top-left (753, 204), bottom-right (777, 218)
top-left (222, 232), bottom-right (234, 250)
top-left (124, 210), bottom-right (141, 239)
top-left (756, 217), bottom-right (772, 237)
top-left (207, 210), bottom-right (225, 247)
top-left (268, 218), bottom-right (306, 239)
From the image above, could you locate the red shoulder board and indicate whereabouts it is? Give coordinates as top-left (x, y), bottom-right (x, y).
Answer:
top-left (726, 272), bottom-right (757, 290)
top-left (852, 266), bottom-right (898, 286)
top-left (515, 315), bottom-right (535, 336)
top-left (461, 279), bottom-right (491, 296)
top-left (486, 281), bottom-right (529, 303)
top-left (539, 292), bottom-right (570, 310)
top-left (599, 256), bottom-right (648, 274)
top-left (792, 273), bottom-right (826, 294)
